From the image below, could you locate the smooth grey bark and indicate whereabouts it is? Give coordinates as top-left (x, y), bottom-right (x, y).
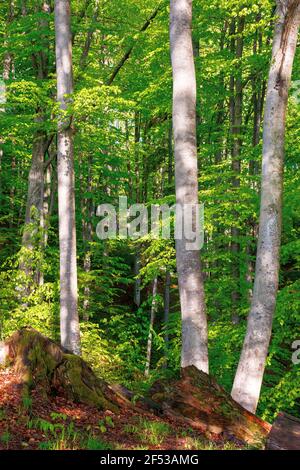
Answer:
top-left (170, 0), bottom-right (208, 373)
top-left (55, 0), bottom-right (81, 355)
top-left (145, 277), bottom-right (158, 376)
top-left (231, 0), bottom-right (300, 413)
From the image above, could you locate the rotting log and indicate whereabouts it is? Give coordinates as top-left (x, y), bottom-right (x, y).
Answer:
top-left (266, 412), bottom-right (300, 450)
top-left (149, 366), bottom-right (271, 447)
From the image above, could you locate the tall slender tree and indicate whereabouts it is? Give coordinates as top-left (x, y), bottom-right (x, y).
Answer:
top-left (55, 0), bottom-right (81, 355)
top-left (145, 277), bottom-right (158, 376)
top-left (170, 0), bottom-right (208, 373)
top-left (230, 15), bottom-right (245, 324)
top-left (231, 0), bottom-right (300, 413)
top-left (21, 1), bottom-right (51, 288)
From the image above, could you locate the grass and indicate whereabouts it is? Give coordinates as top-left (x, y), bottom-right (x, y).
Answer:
top-left (124, 417), bottom-right (172, 446)
top-left (85, 436), bottom-right (113, 450)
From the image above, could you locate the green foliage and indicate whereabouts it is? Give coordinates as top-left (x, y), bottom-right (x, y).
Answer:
top-left (85, 436), bottom-right (112, 450)
top-left (0, 430), bottom-right (11, 449)
top-left (0, 0), bottom-right (299, 427)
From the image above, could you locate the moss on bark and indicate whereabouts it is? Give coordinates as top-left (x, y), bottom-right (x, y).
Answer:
top-left (3, 327), bottom-right (124, 411)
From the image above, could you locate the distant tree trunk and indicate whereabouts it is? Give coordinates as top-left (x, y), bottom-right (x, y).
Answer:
top-left (164, 125), bottom-right (173, 355)
top-left (21, 124), bottom-right (46, 281)
top-left (38, 151), bottom-right (54, 286)
top-left (55, 0), bottom-right (81, 355)
top-left (170, 0), bottom-right (208, 373)
top-left (246, 26), bottom-right (265, 300)
top-left (21, 0), bottom-right (50, 286)
top-left (1, 7), bottom-right (14, 223)
top-left (82, 155), bottom-right (93, 320)
top-left (133, 251), bottom-right (141, 307)
top-left (167, 120), bottom-right (173, 190)
top-left (245, 23), bottom-right (266, 301)
top-left (163, 270), bottom-right (171, 348)
top-left (145, 277), bottom-right (158, 377)
top-left (215, 21), bottom-right (228, 165)
top-left (125, 120), bottom-right (133, 202)
top-left (134, 111), bottom-right (140, 203)
top-left (230, 15), bottom-right (245, 324)
top-left (231, 0), bottom-right (300, 413)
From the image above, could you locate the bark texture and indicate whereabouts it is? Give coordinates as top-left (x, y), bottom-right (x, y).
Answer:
top-left (0, 328), bottom-right (125, 412)
top-left (230, 16), bottom-right (245, 324)
top-left (145, 277), bottom-right (158, 376)
top-left (55, 0), bottom-right (81, 355)
top-left (231, 0), bottom-right (300, 413)
top-left (21, 1), bottom-right (50, 286)
top-left (170, 0), bottom-right (208, 373)
top-left (22, 128), bottom-right (46, 254)
top-left (266, 412), bottom-right (300, 450)
top-left (150, 365), bottom-right (271, 447)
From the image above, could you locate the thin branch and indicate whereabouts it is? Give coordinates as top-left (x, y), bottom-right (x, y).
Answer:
top-left (106, 3), bottom-right (165, 86)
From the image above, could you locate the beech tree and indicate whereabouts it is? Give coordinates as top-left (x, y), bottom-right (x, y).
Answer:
top-left (231, 0), bottom-right (300, 413)
top-left (170, 0), bottom-right (208, 373)
top-left (55, 0), bottom-right (81, 355)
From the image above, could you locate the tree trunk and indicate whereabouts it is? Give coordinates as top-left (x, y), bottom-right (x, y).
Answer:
top-left (21, 126), bottom-right (46, 283)
top-left (170, 0), bottom-right (208, 373)
top-left (55, 0), bottom-right (81, 355)
top-left (231, 0), bottom-right (300, 413)
top-left (230, 15), bottom-right (245, 324)
top-left (81, 155), bottom-right (93, 320)
top-left (145, 277), bottom-right (158, 376)
top-left (163, 270), bottom-right (171, 350)
top-left (134, 251), bottom-right (141, 307)
top-left (21, 0), bottom-right (50, 287)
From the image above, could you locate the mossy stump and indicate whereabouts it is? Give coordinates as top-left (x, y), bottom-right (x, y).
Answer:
top-left (0, 327), bottom-right (129, 412)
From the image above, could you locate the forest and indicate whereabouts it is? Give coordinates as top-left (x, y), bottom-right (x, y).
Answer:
top-left (0, 0), bottom-right (300, 454)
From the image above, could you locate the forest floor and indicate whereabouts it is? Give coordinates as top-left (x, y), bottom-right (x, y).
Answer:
top-left (0, 367), bottom-right (246, 451)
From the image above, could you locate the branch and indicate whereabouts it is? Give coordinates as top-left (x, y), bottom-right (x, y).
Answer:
top-left (106, 3), bottom-right (165, 86)
top-left (44, 152), bottom-right (57, 171)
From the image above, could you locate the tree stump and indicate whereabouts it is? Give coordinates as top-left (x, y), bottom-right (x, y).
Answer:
top-left (149, 366), bottom-right (271, 447)
top-left (266, 412), bottom-right (300, 450)
top-left (0, 327), bottom-right (130, 412)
